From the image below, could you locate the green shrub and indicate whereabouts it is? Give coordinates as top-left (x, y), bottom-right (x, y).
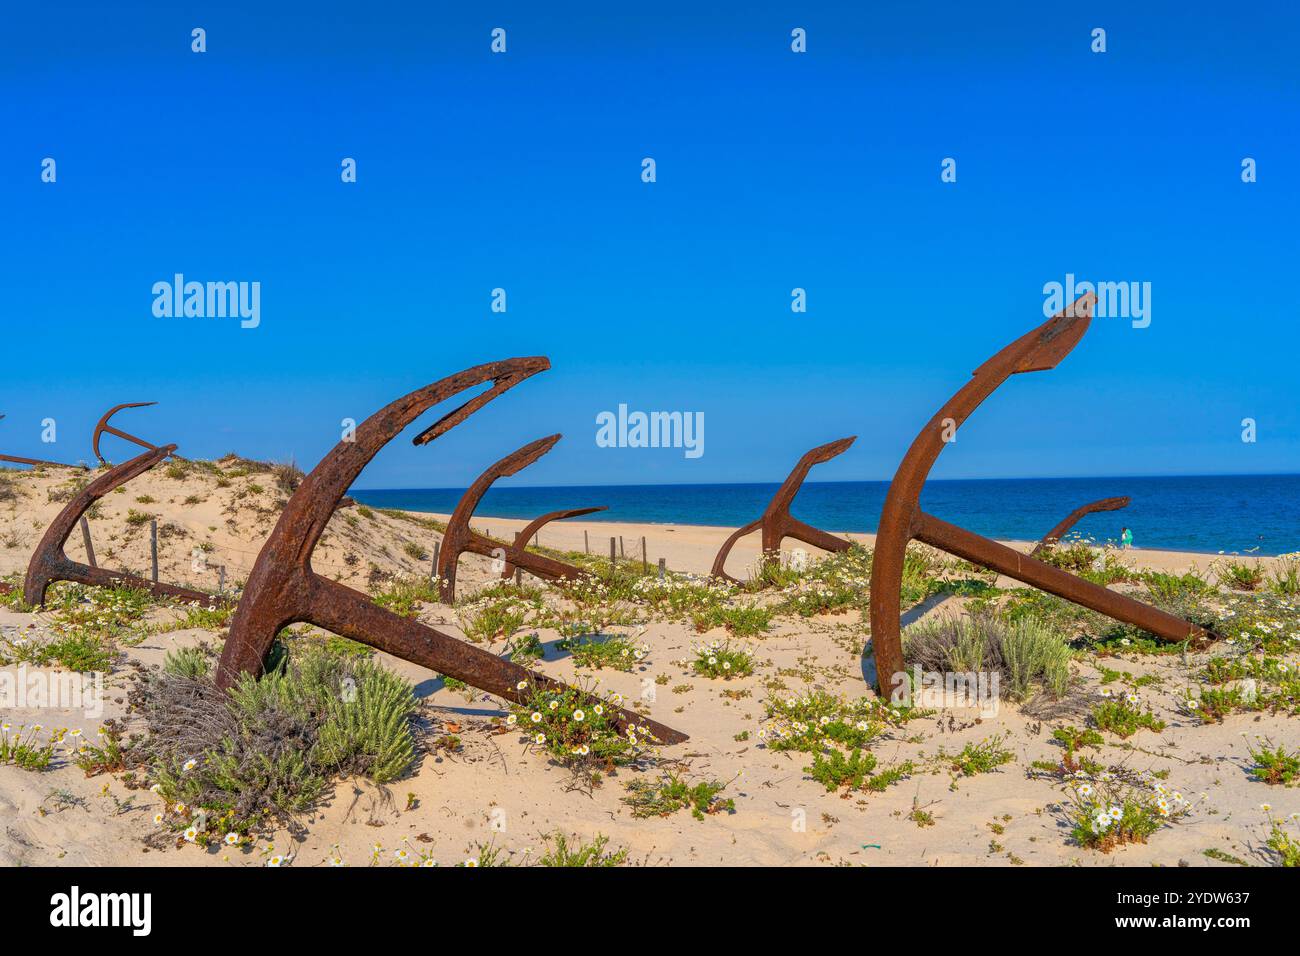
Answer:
top-left (622, 774), bottom-right (734, 820)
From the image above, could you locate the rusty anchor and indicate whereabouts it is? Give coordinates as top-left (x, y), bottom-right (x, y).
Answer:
top-left (1029, 495), bottom-right (1131, 557)
top-left (92, 402), bottom-right (187, 465)
top-left (437, 434), bottom-right (604, 602)
top-left (867, 294), bottom-right (1216, 697)
top-left (710, 437), bottom-right (856, 584)
top-left (0, 415), bottom-right (86, 470)
top-left (24, 444), bottom-right (220, 607)
top-left (500, 506), bottom-right (609, 581)
top-left (214, 358), bottom-right (687, 745)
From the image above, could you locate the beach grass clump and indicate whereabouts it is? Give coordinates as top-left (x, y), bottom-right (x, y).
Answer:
top-left (690, 639), bottom-right (754, 679)
top-left (1248, 738), bottom-right (1300, 786)
top-left (503, 679), bottom-right (655, 773)
top-left (1215, 558), bottom-right (1265, 592)
top-left (1269, 554), bottom-right (1300, 596)
top-left (537, 832), bottom-right (629, 867)
top-left (622, 773), bottom-right (734, 820)
top-left (558, 632), bottom-right (648, 671)
top-left (902, 613), bottom-right (1072, 701)
top-left (806, 747), bottom-right (913, 794)
top-left (1090, 689), bottom-right (1166, 738)
top-left (1067, 776), bottom-right (1194, 852)
top-left (271, 459), bottom-right (304, 493)
top-left (139, 643), bottom-right (418, 838)
top-left (0, 722), bottom-right (58, 771)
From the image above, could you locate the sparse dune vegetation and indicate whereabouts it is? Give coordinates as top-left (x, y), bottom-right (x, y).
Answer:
top-left (0, 464), bottom-right (1298, 868)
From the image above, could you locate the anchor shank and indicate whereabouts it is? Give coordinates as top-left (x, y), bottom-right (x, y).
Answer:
top-left (913, 511), bottom-right (1205, 644)
top-left (308, 575), bottom-right (688, 744)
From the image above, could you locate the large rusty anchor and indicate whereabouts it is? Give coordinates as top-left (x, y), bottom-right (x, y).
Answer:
top-left (214, 358), bottom-right (687, 745)
top-left (867, 294), bottom-right (1215, 696)
top-left (0, 414), bottom-right (85, 470)
top-left (710, 437), bottom-right (856, 584)
top-left (1030, 496), bottom-right (1131, 557)
top-left (24, 444), bottom-right (218, 607)
top-left (437, 434), bottom-right (603, 602)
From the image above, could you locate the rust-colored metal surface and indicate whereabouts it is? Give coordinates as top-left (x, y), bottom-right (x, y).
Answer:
top-left (500, 506), bottom-right (608, 580)
top-left (92, 402), bottom-right (179, 465)
top-left (710, 437), bottom-right (856, 584)
top-left (867, 294), bottom-right (1215, 697)
top-left (0, 415), bottom-right (84, 470)
top-left (214, 359), bottom-right (687, 745)
top-left (23, 445), bottom-right (218, 607)
top-left (437, 435), bottom-right (598, 602)
top-left (1030, 496), bottom-right (1131, 557)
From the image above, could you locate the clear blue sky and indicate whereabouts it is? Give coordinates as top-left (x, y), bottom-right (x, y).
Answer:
top-left (2, 2), bottom-right (1296, 489)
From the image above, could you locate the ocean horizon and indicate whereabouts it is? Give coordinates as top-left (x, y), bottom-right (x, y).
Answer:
top-left (351, 473), bottom-right (1300, 557)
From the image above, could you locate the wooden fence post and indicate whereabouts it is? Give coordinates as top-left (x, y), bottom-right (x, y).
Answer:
top-left (79, 517), bottom-right (97, 568)
top-left (149, 519), bottom-right (159, 583)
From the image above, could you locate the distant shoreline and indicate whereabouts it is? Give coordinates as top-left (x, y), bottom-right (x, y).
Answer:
top-left (351, 474), bottom-right (1300, 558)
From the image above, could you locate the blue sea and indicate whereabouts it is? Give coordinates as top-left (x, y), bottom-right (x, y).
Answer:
top-left (351, 474), bottom-right (1300, 556)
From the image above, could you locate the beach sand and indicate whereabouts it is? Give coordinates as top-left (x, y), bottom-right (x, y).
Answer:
top-left (0, 464), bottom-right (1294, 867)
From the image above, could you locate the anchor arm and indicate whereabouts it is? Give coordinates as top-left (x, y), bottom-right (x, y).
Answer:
top-left (501, 506), bottom-right (608, 579)
top-left (1030, 496), bottom-right (1131, 556)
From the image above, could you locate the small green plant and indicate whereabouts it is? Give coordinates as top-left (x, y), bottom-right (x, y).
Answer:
top-left (505, 680), bottom-right (653, 771)
top-left (163, 646), bottom-right (212, 679)
top-left (506, 632), bottom-right (545, 662)
top-left (371, 577), bottom-right (440, 619)
top-left (456, 593), bottom-right (535, 643)
top-left (125, 509), bottom-right (152, 527)
top-left (402, 541), bottom-right (428, 562)
top-left (622, 773), bottom-right (735, 820)
top-left (537, 832), bottom-right (629, 867)
top-left (0, 722), bottom-right (57, 770)
top-left (558, 633), bottom-right (647, 671)
top-left (806, 747), bottom-right (913, 793)
top-left (761, 690), bottom-right (909, 753)
top-left (1248, 738), bottom-right (1300, 786)
top-left (71, 721), bottom-right (130, 776)
top-left (1091, 690), bottom-right (1166, 738)
top-left (1068, 777), bottom-right (1194, 852)
top-left (1264, 811), bottom-right (1300, 867)
top-left (690, 639), bottom-right (754, 679)
top-left (947, 735), bottom-right (1014, 777)
top-left (1050, 725), bottom-right (1104, 774)
top-left (690, 602), bottom-right (773, 636)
